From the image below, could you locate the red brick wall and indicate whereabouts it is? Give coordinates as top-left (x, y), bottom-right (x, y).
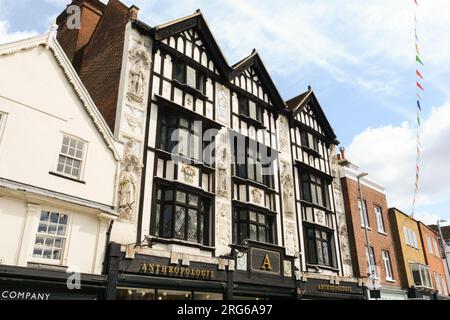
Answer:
top-left (341, 176), bottom-right (404, 288)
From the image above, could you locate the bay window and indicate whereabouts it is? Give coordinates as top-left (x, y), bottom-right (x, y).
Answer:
top-left (410, 263), bottom-right (432, 288)
top-left (301, 173), bottom-right (330, 208)
top-left (304, 224), bottom-right (337, 268)
top-left (233, 206), bottom-right (275, 245)
top-left (159, 112), bottom-right (206, 162)
top-left (151, 186), bottom-right (211, 245)
top-left (233, 138), bottom-right (275, 188)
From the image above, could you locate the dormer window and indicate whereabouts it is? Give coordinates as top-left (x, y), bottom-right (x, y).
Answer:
top-left (238, 96), bottom-right (263, 123)
top-left (173, 61), bottom-right (204, 93)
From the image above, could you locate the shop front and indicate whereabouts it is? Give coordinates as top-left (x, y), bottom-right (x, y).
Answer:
top-left (0, 265), bottom-right (106, 300)
top-left (297, 277), bottom-right (365, 300)
top-left (105, 241), bottom-right (298, 300)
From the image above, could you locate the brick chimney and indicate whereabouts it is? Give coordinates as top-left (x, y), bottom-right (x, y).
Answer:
top-left (128, 5), bottom-right (139, 20)
top-left (56, 0), bottom-right (106, 69)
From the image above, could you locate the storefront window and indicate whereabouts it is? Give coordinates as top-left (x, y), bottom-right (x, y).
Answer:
top-left (117, 288), bottom-right (155, 300)
top-left (193, 292), bottom-right (223, 300)
top-left (117, 288), bottom-right (223, 300)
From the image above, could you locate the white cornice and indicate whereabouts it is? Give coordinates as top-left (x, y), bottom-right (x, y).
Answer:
top-left (0, 33), bottom-right (121, 161)
top-left (338, 165), bottom-right (386, 195)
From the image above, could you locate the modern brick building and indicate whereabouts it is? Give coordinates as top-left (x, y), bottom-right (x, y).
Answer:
top-left (338, 150), bottom-right (406, 299)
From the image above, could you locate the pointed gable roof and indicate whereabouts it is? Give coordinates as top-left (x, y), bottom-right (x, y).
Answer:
top-left (0, 33), bottom-right (121, 160)
top-left (286, 88), bottom-right (337, 143)
top-left (151, 10), bottom-right (231, 77)
top-left (230, 49), bottom-right (285, 110)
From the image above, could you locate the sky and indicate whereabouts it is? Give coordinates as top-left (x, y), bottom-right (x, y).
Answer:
top-left (0, 0), bottom-right (449, 225)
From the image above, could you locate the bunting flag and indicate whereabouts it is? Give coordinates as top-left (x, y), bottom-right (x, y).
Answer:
top-left (412, 0), bottom-right (424, 217)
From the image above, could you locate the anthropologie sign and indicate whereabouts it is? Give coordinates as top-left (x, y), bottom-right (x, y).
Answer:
top-left (1, 290), bottom-right (51, 300)
top-left (140, 263), bottom-right (215, 279)
top-left (250, 247), bottom-right (281, 275)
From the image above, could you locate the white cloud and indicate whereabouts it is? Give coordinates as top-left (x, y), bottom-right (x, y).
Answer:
top-left (346, 100), bottom-right (450, 222)
top-left (0, 20), bottom-right (37, 45)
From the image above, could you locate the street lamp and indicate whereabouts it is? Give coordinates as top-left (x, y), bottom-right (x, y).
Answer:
top-left (437, 219), bottom-right (450, 279)
top-left (357, 172), bottom-right (375, 298)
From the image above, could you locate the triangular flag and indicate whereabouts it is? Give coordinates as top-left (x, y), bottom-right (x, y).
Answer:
top-left (416, 55), bottom-right (424, 65)
top-left (414, 0), bottom-right (419, 6)
top-left (417, 93), bottom-right (422, 101)
top-left (417, 82), bottom-right (424, 91)
top-left (416, 69), bottom-right (423, 79)
top-left (417, 100), bottom-right (421, 110)
top-left (416, 43), bottom-right (420, 56)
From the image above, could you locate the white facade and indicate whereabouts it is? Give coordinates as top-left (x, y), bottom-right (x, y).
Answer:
top-left (0, 34), bottom-right (121, 274)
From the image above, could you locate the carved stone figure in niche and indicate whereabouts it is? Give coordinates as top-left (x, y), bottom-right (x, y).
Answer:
top-left (281, 161), bottom-right (294, 214)
top-left (278, 116), bottom-right (289, 152)
top-left (118, 139), bottom-right (142, 221)
top-left (217, 145), bottom-right (228, 197)
top-left (127, 60), bottom-right (146, 104)
top-left (119, 164), bottom-right (137, 210)
top-left (127, 45), bottom-right (150, 105)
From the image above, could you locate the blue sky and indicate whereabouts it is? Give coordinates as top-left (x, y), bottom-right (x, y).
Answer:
top-left (1, 0), bottom-right (450, 224)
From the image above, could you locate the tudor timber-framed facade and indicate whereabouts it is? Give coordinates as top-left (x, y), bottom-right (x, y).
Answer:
top-left (55, 0), bottom-right (363, 300)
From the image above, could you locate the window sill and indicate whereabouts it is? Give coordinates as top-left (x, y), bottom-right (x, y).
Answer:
top-left (146, 236), bottom-right (215, 252)
top-left (231, 175), bottom-right (276, 193)
top-left (172, 79), bottom-right (208, 100)
top-left (378, 231), bottom-right (388, 236)
top-left (301, 146), bottom-right (322, 159)
top-left (306, 263), bottom-right (340, 272)
top-left (49, 171), bottom-right (86, 184)
top-left (27, 258), bottom-right (67, 268)
top-left (386, 278), bottom-right (396, 283)
top-left (361, 225), bottom-right (372, 231)
top-left (237, 114), bottom-right (266, 130)
top-left (155, 148), bottom-right (216, 173)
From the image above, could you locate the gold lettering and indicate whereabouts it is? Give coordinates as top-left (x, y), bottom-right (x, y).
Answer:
top-left (261, 254), bottom-right (273, 271)
top-left (168, 266), bottom-right (174, 274)
top-left (174, 267), bottom-right (180, 274)
top-left (185, 268), bottom-right (190, 276)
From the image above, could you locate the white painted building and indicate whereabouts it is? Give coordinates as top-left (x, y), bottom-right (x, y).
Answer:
top-left (0, 33), bottom-right (121, 298)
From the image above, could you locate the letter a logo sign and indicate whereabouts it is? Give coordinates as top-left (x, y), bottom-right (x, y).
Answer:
top-left (261, 254), bottom-right (273, 271)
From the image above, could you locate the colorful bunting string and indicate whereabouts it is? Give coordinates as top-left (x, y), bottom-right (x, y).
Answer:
top-left (412, 0), bottom-right (423, 217)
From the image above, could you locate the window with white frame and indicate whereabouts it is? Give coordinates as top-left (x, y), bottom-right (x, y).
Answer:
top-left (427, 235), bottom-right (434, 255)
top-left (56, 135), bottom-right (86, 179)
top-left (410, 263), bottom-right (432, 288)
top-left (433, 238), bottom-right (440, 258)
top-left (374, 206), bottom-right (385, 233)
top-left (434, 272), bottom-right (442, 294)
top-left (441, 276), bottom-right (448, 296)
top-left (365, 246), bottom-right (378, 278)
top-left (358, 200), bottom-right (370, 229)
top-left (382, 250), bottom-right (394, 281)
top-left (32, 210), bottom-right (68, 262)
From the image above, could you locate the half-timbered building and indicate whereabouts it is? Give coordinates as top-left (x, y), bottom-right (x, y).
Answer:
top-left (55, 0), bottom-right (363, 300)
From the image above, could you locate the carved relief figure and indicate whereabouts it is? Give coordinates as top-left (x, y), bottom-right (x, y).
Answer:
top-left (278, 116), bottom-right (289, 152)
top-left (127, 45), bottom-right (150, 105)
top-left (217, 145), bottom-right (228, 197)
top-left (281, 161), bottom-right (294, 214)
top-left (118, 139), bottom-right (142, 221)
top-left (127, 60), bottom-right (146, 104)
top-left (251, 188), bottom-right (263, 205)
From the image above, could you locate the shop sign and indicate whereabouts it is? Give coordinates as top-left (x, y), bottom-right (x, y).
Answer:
top-left (250, 248), bottom-right (281, 275)
top-left (0, 290), bottom-right (51, 300)
top-left (139, 263), bottom-right (215, 279)
top-left (316, 284), bottom-right (353, 294)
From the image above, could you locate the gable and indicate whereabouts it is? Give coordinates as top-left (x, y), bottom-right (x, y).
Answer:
top-left (230, 52), bottom-right (285, 110)
top-left (230, 66), bottom-right (271, 105)
top-left (154, 12), bottom-right (230, 77)
top-left (288, 91), bottom-right (336, 142)
top-left (161, 28), bottom-right (220, 75)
